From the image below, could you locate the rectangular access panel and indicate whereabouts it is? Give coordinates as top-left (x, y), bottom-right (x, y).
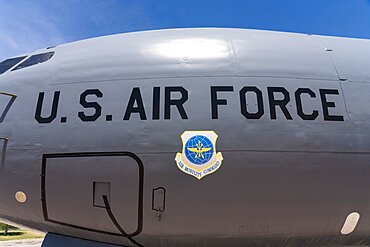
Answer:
top-left (41, 152), bottom-right (143, 237)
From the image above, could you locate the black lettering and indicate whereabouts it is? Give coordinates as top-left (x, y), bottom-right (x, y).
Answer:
top-left (211, 86), bottom-right (234, 119)
top-left (295, 88), bottom-right (319, 120)
top-left (35, 91), bottom-right (60, 124)
top-left (319, 89), bottom-right (344, 121)
top-left (164, 87), bottom-right (188, 119)
top-left (78, 89), bottom-right (103, 122)
top-left (267, 87), bottom-right (293, 120)
top-left (124, 88), bottom-right (147, 120)
top-left (239, 86), bottom-right (264, 119)
top-left (152, 87), bottom-right (160, 120)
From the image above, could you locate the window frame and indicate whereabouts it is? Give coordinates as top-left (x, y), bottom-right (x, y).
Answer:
top-left (12, 52), bottom-right (55, 71)
top-left (0, 56), bottom-right (28, 75)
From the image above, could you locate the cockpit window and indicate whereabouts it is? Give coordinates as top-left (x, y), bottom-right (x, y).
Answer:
top-left (0, 56), bottom-right (27, 75)
top-left (12, 52), bottom-right (54, 71)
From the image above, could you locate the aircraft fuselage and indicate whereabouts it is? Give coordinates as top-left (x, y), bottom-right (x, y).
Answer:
top-left (0, 28), bottom-right (370, 246)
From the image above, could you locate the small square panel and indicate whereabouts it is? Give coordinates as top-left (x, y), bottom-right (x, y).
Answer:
top-left (93, 182), bottom-right (110, 208)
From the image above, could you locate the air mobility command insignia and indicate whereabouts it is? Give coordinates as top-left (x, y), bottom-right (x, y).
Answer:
top-left (175, 131), bottom-right (223, 179)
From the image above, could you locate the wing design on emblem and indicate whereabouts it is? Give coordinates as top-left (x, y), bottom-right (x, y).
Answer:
top-left (187, 141), bottom-right (212, 159)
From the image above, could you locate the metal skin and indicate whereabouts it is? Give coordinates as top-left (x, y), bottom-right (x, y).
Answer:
top-left (0, 28), bottom-right (370, 246)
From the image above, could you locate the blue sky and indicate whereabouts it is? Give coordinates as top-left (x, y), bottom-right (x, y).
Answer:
top-left (1, 0), bottom-right (370, 60)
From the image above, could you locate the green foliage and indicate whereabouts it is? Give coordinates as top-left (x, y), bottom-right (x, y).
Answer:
top-left (0, 223), bottom-right (19, 235)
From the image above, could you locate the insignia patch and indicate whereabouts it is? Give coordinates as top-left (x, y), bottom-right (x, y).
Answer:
top-left (175, 131), bottom-right (223, 179)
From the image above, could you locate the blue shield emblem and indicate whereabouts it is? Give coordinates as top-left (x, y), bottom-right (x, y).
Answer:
top-left (175, 131), bottom-right (223, 179)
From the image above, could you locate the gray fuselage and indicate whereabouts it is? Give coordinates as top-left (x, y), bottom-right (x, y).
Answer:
top-left (0, 28), bottom-right (370, 246)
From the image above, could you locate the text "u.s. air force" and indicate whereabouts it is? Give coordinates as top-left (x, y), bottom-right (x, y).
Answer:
top-left (34, 86), bottom-right (344, 124)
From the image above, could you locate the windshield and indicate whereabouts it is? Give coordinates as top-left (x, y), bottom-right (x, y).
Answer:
top-left (0, 56), bottom-right (27, 75)
top-left (12, 52), bottom-right (54, 71)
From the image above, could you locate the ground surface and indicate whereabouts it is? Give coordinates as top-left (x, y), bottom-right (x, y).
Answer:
top-left (0, 231), bottom-right (44, 242)
top-left (0, 239), bottom-right (43, 247)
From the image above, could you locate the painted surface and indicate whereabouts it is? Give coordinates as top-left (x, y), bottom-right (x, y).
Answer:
top-left (0, 28), bottom-right (369, 246)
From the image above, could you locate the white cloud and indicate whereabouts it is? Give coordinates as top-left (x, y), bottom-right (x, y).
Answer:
top-left (0, 1), bottom-right (66, 60)
top-left (0, 0), bottom-right (155, 61)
